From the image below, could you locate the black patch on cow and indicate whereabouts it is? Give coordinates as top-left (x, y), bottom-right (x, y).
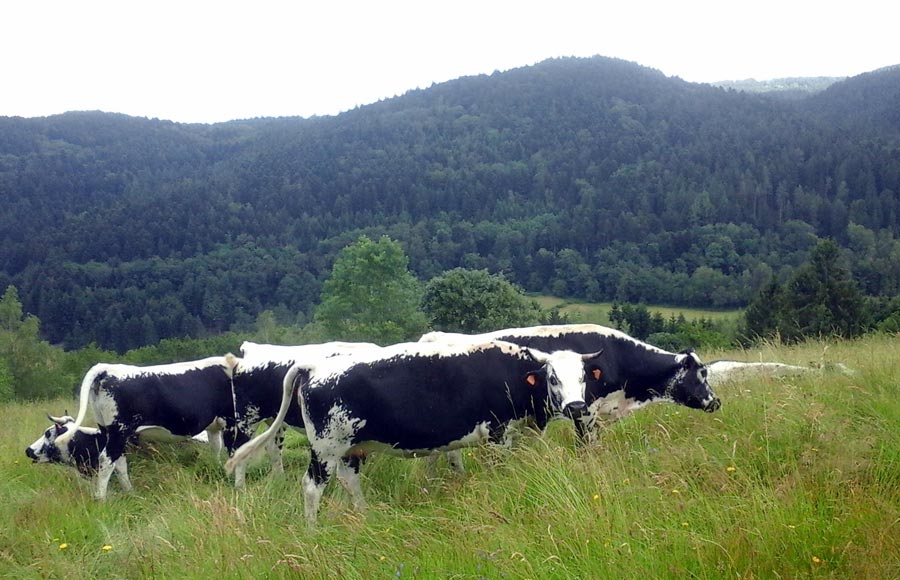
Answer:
top-left (232, 361), bottom-right (305, 437)
top-left (302, 346), bottom-right (554, 453)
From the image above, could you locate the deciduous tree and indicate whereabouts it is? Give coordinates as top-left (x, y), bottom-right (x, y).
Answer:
top-left (315, 236), bottom-right (428, 344)
top-left (422, 268), bottom-right (541, 333)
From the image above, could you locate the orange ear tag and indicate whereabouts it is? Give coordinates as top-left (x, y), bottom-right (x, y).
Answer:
top-left (526, 374), bottom-right (537, 386)
top-left (592, 369), bottom-right (602, 380)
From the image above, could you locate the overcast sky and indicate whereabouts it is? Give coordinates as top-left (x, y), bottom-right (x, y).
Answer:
top-left (2, 1), bottom-right (898, 124)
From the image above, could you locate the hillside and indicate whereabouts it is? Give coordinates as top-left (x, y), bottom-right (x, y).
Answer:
top-left (1, 56), bottom-right (900, 351)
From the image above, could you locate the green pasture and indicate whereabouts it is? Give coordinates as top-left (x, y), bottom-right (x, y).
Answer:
top-left (533, 296), bottom-right (742, 325)
top-left (2, 335), bottom-right (899, 579)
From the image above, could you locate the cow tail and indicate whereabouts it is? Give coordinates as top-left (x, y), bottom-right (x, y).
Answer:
top-left (225, 363), bottom-right (304, 476)
top-left (54, 364), bottom-right (104, 449)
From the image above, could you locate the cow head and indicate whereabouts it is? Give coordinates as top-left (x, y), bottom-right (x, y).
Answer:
top-left (25, 414), bottom-right (74, 464)
top-left (524, 348), bottom-right (600, 423)
top-left (26, 414), bottom-right (106, 476)
top-left (667, 351), bottom-right (721, 412)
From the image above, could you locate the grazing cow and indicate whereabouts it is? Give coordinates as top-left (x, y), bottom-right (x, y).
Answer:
top-left (226, 340), bottom-right (593, 526)
top-left (26, 415), bottom-right (212, 477)
top-left (705, 360), bottom-right (811, 386)
top-left (420, 324), bottom-right (721, 429)
top-left (230, 341), bottom-right (377, 487)
top-left (34, 356), bottom-right (238, 499)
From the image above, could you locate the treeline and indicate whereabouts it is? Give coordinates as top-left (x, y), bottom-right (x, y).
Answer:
top-left (5, 235), bottom-right (897, 402)
top-left (2, 58), bottom-right (900, 351)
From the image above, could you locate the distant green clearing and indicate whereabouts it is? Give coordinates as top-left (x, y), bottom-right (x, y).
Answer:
top-left (533, 295), bottom-right (743, 325)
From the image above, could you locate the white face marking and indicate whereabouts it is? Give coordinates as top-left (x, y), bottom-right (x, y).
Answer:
top-left (26, 428), bottom-right (57, 463)
top-left (542, 350), bottom-right (588, 411)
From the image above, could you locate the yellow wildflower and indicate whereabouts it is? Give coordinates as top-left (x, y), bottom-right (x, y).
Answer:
top-left (812, 556), bottom-right (822, 564)
top-left (59, 543), bottom-right (68, 550)
top-left (671, 488), bottom-right (680, 495)
top-left (726, 466), bottom-right (737, 472)
top-left (102, 545), bottom-right (113, 552)
top-left (592, 494), bottom-right (600, 501)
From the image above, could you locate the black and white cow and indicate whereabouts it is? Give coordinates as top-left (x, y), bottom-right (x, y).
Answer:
top-left (226, 340), bottom-right (593, 526)
top-left (229, 341), bottom-right (377, 487)
top-left (31, 356), bottom-right (239, 499)
top-left (420, 324), bottom-right (721, 430)
top-left (705, 360), bottom-right (811, 386)
top-left (26, 415), bottom-right (212, 477)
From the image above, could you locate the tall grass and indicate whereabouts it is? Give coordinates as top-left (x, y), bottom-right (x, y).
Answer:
top-left (2, 335), bottom-right (899, 578)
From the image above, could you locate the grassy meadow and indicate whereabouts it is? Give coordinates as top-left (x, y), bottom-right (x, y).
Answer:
top-left (2, 335), bottom-right (899, 579)
top-left (532, 296), bottom-right (742, 325)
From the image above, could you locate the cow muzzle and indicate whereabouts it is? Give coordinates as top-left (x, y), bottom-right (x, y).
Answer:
top-left (563, 401), bottom-right (588, 419)
top-left (704, 397), bottom-right (722, 412)
top-left (25, 447), bottom-right (38, 461)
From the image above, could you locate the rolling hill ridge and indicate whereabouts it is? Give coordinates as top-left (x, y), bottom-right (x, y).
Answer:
top-left (1, 56), bottom-right (899, 350)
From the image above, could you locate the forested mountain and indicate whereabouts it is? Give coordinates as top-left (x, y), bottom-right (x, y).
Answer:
top-left (2, 56), bottom-right (899, 351)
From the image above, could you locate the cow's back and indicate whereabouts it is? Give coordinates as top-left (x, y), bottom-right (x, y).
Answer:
top-left (95, 361), bottom-right (234, 437)
top-left (302, 343), bottom-right (549, 452)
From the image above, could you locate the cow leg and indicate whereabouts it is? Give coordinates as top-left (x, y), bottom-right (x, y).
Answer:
top-left (113, 455), bottom-right (132, 492)
top-left (207, 429), bottom-right (225, 457)
top-left (336, 456), bottom-right (367, 513)
top-left (95, 450), bottom-right (116, 500)
top-left (302, 450), bottom-right (331, 528)
top-left (94, 427), bottom-right (128, 500)
top-left (223, 419), bottom-right (247, 454)
top-left (267, 426), bottom-right (285, 475)
top-left (230, 424), bottom-right (256, 489)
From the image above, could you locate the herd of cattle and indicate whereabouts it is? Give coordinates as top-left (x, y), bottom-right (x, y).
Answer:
top-left (25, 323), bottom-right (819, 526)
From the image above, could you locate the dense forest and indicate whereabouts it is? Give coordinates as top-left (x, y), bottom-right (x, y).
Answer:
top-left (2, 56), bottom-right (900, 351)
